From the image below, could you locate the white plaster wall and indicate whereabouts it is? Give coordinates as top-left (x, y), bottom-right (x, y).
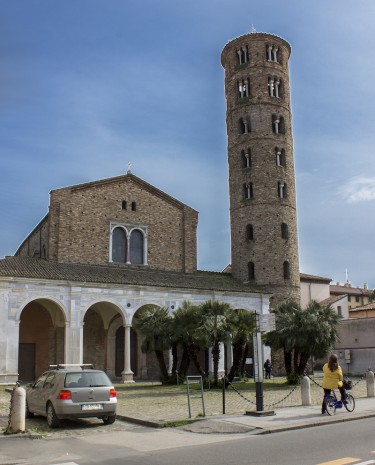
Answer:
top-left (300, 281), bottom-right (330, 309)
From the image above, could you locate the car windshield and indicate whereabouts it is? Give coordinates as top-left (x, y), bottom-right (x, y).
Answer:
top-left (65, 371), bottom-right (112, 388)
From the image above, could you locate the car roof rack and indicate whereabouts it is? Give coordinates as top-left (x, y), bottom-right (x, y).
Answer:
top-left (48, 364), bottom-right (94, 370)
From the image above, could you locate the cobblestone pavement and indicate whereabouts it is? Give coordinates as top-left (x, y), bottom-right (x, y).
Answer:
top-left (0, 376), bottom-right (367, 438)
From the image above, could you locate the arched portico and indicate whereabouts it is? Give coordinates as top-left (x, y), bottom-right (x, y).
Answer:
top-left (82, 300), bottom-right (129, 379)
top-left (18, 298), bottom-right (66, 381)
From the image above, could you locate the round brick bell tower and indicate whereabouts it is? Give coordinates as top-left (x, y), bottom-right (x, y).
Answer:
top-left (221, 32), bottom-right (300, 308)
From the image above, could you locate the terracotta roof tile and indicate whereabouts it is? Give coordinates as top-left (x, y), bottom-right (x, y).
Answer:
top-left (0, 257), bottom-right (262, 294)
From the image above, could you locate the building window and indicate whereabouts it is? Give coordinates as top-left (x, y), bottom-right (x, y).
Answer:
top-left (355, 296), bottom-right (360, 302)
top-left (278, 182), bottom-right (287, 198)
top-left (237, 46), bottom-right (248, 65)
top-left (275, 147), bottom-right (286, 167)
top-left (348, 296), bottom-right (351, 302)
top-left (110, 225), bottom-right (147, 265)
top-left (272, 115), bottom-right (285, 134)
top-left (266, 45), bottom-right (279, 63)
top-left (242, 149), bottom-right (251, 168)
top-left (131, 201), bottom-right (137, 211)
top-left (238, 79), bottom-right (250, 98)
top-left (129, 229), bottom-right (144, 264)
top-left (281, 223), bottom-right (288, 239)
top-left (283, 261), bottom-right (290, 279)
top-left (248, 261), bottom-right (255, 280)
top-left (268, 76), bottom-right (282, 98)
top-left (244, 182), bottom-right (253, 199)
top-left (239, 115), bottom-right (251, 134)
top-left (337, 306), bottom-right (342, 316)
top-left (112, 227), bottom-right (127, 263)
top-left (122, 201), bottom-right (127, 210)
top-left (246, 224), bottom-right (254, 240)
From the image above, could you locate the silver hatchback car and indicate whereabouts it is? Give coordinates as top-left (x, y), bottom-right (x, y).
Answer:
top-left (25, 365), bottom-right (117, 428)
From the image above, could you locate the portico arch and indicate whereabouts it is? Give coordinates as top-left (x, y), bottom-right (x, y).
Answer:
top-left (82, 301), bottom-right (125, 377)
top-left (18, 298), bottom-right (66, 382)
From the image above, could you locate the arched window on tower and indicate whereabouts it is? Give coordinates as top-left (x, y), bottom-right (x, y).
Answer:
top-left (236, 46), bottom-right (248, 65)
top-left (246, 224), bottom-right (254, 240)
top-left (129, 229), bottom-right (144, 265)
top-left (112, 227), bottom-right (127, 263)
top-left (272, 115), bottom-right (285, 134)
top-left (275, 147), bottom-right (286, 167)
top-left (266, 45), bottom-right (279, 63)
top-left (283, 261), bottom-right (290, 280)
top-left (238, 78), bottom-right (250, 99)
top-left (239, 115), bottom-right (251, 134)
top-left (244, 182), bottom-right (253, 199)
top-left (242, 149), bottom-right (251, 168)
top-left (268, 77), bottom-right (274, 97)
top-left (281, 223), bottom-right (289, 239)
top-left (248, 261), bottom-right (255, 280)
top-left (269, 77), bottom-right (282, 98)
top-left (278, 182), bottom-right (287, 198)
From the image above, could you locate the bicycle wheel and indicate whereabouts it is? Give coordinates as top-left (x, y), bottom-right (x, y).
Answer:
top-left (344, 394), bottom-right (355, 412)
top-left (325, 396), bottom-right (336, 416)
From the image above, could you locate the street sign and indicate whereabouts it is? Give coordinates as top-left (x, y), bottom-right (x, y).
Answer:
top-left (258, 313), bottom-right (276, 333)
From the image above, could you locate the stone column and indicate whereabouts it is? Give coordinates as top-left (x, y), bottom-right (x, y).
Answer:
top-left (122, 324), bottom-right (134, 383)
top-left (65, 320), bottom-right (83, 364)
top-left (226, 339), bottom-right (233, 374)
top-left (218, 342), bottom-right (225, 377)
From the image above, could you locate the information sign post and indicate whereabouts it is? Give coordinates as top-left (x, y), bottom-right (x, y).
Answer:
top-left (247, 312), bottom-right (276, 417)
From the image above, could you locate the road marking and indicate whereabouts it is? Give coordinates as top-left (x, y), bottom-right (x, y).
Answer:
top-left (50, 462), bottom-right (80, 465)
top-left (317, 461), bottom-right (375, 465)
top-left (317, 459), bottom-right (361, 465)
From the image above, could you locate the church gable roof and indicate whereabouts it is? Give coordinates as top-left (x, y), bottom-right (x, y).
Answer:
top-left (51, 172), bottom-right (198, 212)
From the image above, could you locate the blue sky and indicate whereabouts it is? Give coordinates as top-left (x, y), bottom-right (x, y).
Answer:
top-left (1, 0), bottom-right (375, 288)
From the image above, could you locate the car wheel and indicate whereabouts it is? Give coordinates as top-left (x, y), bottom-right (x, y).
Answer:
top-left (102, 414), bottom-right (116, 425)
top-left (25, 401), bottom-right (34, 418)
top-left (46, 403), bottom-right (60, 428)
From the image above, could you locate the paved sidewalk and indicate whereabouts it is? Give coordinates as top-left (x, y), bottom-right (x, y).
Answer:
top-left (178, 397), bottom-right (375, 435)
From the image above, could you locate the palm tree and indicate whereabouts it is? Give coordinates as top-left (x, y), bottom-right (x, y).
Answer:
top-left (199, 300), bottom-right (232, 386)
top-left (172, 301), bottom-right (206, 377)
top-left (266, 300), bottom-right (341, 381)
top-left (133, 306), bottom-right (172, 381)
top-left (226, 309), bottom-right (256, 381)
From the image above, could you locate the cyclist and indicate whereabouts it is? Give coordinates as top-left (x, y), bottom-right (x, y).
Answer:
top-left (321, 353), bottom-right (347, 414)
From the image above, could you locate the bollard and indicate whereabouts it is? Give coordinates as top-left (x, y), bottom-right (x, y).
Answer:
top-left (300, 376), bottom-right (311, 406)
top-left (7, 385), bottom-right (26, 434)
top-left (366, 370), bottom-right (375, 397)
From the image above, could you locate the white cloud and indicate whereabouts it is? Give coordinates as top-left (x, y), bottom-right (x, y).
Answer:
top-left (338, 176), bottom-right (375, 203)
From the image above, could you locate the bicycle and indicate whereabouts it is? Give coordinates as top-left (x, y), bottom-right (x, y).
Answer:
top-left (323, 389), bottom-right (355, 416)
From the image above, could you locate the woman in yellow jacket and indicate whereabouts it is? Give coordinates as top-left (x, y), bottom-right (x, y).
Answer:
top-left (322, 353), bottom-right (347, 414)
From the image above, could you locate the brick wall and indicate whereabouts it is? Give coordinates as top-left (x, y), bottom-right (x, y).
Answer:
top-left (19, 174), bottom-right (198, 273)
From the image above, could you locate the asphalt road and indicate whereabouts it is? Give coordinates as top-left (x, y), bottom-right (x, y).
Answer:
top-left (0, 418), bottom-right (374, 465)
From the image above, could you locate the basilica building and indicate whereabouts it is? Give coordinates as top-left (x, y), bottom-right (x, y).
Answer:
top-left (0, 31), bottom-right (299, 383)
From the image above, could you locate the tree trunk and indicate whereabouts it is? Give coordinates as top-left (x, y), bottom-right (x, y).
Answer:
top-left (228, 339), bottom-right (245, 382)
top-left (240, 343), bottom-right (249, 377)
top-left (171, 342), bottom-right (178, 376)
top-left (178, 344), bottom-right (190, 377)
top-left (284, 350), bottom-right (292, 375)
top-left (187, 339), bottom-right (205, 376)
top-left (155, 349), bottom-right (169, 381)
top-left (297, 352), bottom-right (310, 375)
top-left (211, 339), bottom-right (220, 386)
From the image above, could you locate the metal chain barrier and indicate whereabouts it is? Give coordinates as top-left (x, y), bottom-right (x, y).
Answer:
top-left (224, 375), bottom-right (300, 408)
top-left (304, 371), bottom-right (366, 389)
top-left (263, 383), bottom-right (299, 408)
